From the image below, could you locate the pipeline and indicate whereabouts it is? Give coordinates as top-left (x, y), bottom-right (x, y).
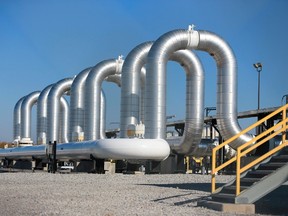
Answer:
top-left (99, 90), bottom-right (106, 139)
top-left (120, 41), bottom-right (205, 154)
top-left (37, 84), bottom-right (54, 144)
top-left (59, 97), bottom-right (69, 143)
top-left (21, 91), bottom-right (41, 142)
top-left (69, 67), bottom-right (107, 141)
top-left (99, 74), bottom-right (122, 139)
top-left (167, 50), bottom-right (204, 154)
top-left (13, 96), bottom-right (25, 143)
top-left (47, 77), bottom-right (73, 143)
top-left (84, 57), bottom-right (123, 140)
top-left (145, 26), bottom-right (252, 149)
top-left (69, 68), bottom-right (92, 141)
top-left (120, 42), bottom-right (153, 137)
top-left (0, 139), bottom-right (170, 161)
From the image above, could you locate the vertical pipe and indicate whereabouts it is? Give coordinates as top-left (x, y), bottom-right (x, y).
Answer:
top-left (13, 96), bottom-right (25, 142)
top-left (47, 78), bottom-right (73, 143)
top-left (99, 90), bottom-right (106, 139)
top-left (84, 57), bottom-right (123, 140)
top-left (59, 96), bottom-right (69, 143)
top-left (21, 91), bottom-right (41, 142)
top-left (37, 84), bottom-right (53, 144)
top-left (69, 67), bottom-right (92, 141)
top-left (120, 42), bottom-right (153, 138)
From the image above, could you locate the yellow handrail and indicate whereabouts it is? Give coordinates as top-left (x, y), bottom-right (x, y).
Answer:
top-left (211, 103), bottom-right (288, 195)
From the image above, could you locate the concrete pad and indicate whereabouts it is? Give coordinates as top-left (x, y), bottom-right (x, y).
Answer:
top-left (197, 200), bottom-right (255, 214)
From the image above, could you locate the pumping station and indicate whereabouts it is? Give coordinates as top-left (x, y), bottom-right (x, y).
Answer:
top-left (1, 25), bottom-right (288, 213)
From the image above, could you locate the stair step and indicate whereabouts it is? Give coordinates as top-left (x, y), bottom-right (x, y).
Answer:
top-left (270, 155), bottom-right (288, 162)
top-left (240, 177), bottom-right (261, 186)
top-left (245, 170), bottom-right (273, 179)
top-left (211, 193), bottom-right (236, 203)
top-left (258, 162), bottom-right (286, 170)
top-left (221, 185), bottom-right (250, 194)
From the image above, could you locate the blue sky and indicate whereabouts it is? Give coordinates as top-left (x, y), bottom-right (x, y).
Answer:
top-left (0, 0), bottom-right (287, 142)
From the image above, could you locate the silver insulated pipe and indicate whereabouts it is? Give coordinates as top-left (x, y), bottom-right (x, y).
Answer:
top-left (47, 77), bottom-right (73, 143)
top-left (69, 67), bottom-right (92, 142)
top-left (168, 50), bottom-right (204, 154)
top-left (145, 26), bottom-right (252, 149)
top-left (105, 74), bottom-right (121, 87)
top-left (13, 96), bottom-right (25, 142)
top-left (120, 42), bottom-right (153, 138)
top-left (69, 67), bottom-right (113, 141)
top-left (120, 41), bottom-right (204, 154)
top-left (99, 90), bottom-right (106, 139)
top-left (21, 91), bottom-right (41, 142)
top-left (37, 84), bottom-right (53, 144)
top-left (59, 97), bottom-right (69, 143)
top-left (84, 57), bottom-right (123, 140)
top-left (99, 74), bottom-right (121, 139)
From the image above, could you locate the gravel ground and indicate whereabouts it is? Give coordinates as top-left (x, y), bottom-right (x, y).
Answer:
top-left (0, 172), bottom-right (284, 216)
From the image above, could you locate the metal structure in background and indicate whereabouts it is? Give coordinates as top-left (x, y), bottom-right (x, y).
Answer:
top-left (145, 26), bottom-right (253, 149)
top-left (204, 107), bottom-right (216, 138)
top-left (282, 94), bottom-right (288, 105)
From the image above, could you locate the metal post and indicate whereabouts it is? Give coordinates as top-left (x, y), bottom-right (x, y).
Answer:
top-left (253, 63), bottom-right (262, 135)
top-left (52, 141), bottom-right (57, 173)
top-left (257, 70), bottom-right (261, 110)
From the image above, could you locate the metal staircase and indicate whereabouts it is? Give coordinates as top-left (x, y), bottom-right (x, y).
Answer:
top-left (211, 103), bottom-right (288, 204)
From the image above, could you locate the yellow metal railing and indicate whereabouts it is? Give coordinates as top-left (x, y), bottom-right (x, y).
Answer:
top-left (212, 103), bottom-right (288, 195)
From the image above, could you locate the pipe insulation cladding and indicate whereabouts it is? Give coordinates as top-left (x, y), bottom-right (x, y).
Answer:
top-left (13, 96), bottom-right (25, 142)
top-left (59, 97), bottom-right (69, 144)
top-left (20, 91), bottom-right (41, 141)
top-left (37, 84), bottom-right (54, 144)
top-left (120, 41), bottom-right (204, 154)
top-left (84, 57), bottom-right (123, 140)
top-left (7, 25), bottom-right (255, 163)
top-left (0, 139), bottom-right (170, 161)
top-left (145, 26), bottom-right (253, 149)
top-left (69, 67), bottom-right (92, 141)
top-left (47, 77), bottom-right (74, 143)
top-left (69, 67), bottom-right (117, 141)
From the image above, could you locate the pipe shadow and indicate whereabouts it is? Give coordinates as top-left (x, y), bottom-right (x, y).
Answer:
top-left (138, 182), bottom-right (225, 192)
top-left (137, 182), bottom-right (222, 207)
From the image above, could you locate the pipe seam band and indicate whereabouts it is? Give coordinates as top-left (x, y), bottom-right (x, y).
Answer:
top-left (116, 58), bottom-right (124, 74)
top-left (187, 30), bottom-right (200, 49)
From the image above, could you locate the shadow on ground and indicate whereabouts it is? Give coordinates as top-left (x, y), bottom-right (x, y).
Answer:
top-left (138, 182), bottom-right (225, 192)
top-left (140, 182), bottom-right (288, 215)
top-left (254, 184), bottom-right (288, 215)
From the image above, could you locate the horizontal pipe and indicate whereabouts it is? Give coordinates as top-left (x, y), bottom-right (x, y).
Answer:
top-left (0, 139), bottom-right (170, 161)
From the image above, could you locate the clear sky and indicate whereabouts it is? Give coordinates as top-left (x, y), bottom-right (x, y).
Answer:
top-left (0, 0), bottom-right (287, 142)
